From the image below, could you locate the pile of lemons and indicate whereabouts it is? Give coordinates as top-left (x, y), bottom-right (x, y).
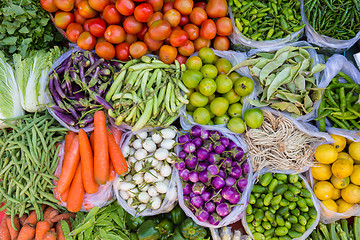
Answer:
top-left (311, 135), bottom-right (360, 213)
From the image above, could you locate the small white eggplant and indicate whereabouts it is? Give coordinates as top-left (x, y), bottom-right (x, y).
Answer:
top-left (144, 169), bottom-right (158, 183)
top-left (165, 152), bottom-right (176, 164)
top-left (146, 157), bottom-right (159, 168)
top-left (122, 145), bottom-right (131, 157)
top-left (160, 128), bottom-right (177, 139)
top-left (134, 161), bottom-right (144, 172)
top-left (160, 139), bottom-right (175, 150)
top-left (132, 139), bottom-right (143, 149)
top-left (163, 178), bottom-right (170, 186)
top-left (136, 131), bottom-right (147, 139)
top-left (138, 192), bottom-right (151, 203)
top-left (154, 161), bottom-right (163, 171)
top-left (154, 148), bottom-right (169, 161)
top-left (140, 184), bottom-right (149, 192)
top-left (138, 204), bottom-right (147, 212)
top-left (128, 188), bottom-right (139, 198)
top-left (152, 133), bottom-right (162, 144)
top-left (128, 156), bottom-right (137, 166)
top-left (151, 197), bottom-right (161, 210)
top-left (125, 175), bottom-right (132, 181)
top-left (134, 149), bottom-right (148, 160)
top-left (119, 190), bottom-right (130, 200)
top-left (155, 182), bottom-right (168, 194)
top-left (127, 198), bottom-right (135, 208)
top-left (147, 186), bottom-right (158, 197)
top-left (130, 148), bottom-right (136, 155)
top-left (154, 175), bottom-right (164, 182)
top-left (118, 182), bottom-right (135, 191)
top-left (143, 139), bottom-right (157, 152)
top-left (133, 173), bottom-right (144, 185)
top-left (160, 164), bottom-right (172, 177)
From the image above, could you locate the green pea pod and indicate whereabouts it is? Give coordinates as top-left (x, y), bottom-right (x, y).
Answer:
top-left (249, 194), bottom-right (256, 204)
top-left (280, 198), bottom-right (289, 207)
top-left (298, 215), bottom-right (307, 226)
top-left (284, 191), bottom-right (296, 201)
top-left (264, 228), bottom-right (275, 237)
top-left (288, 230), bottom-right (302, 238)
top-left (288, 215), bottom-right (298, 224)
top-left (265, 211), bottom-right (275, 222)
top-left (271, 195), bottom-right (282, 206)
top-left (264, 193), bottom-right (274, 206)
top-left (268, 179), bottom-right (279, 192)
top-left (247, 214), bottom-right (255, 223)
top-left (291, 208), bottom-right (300, 217)
top-left (254, 209), bottom-right (265, 222)
top-left (278, 206), bottom-right (289, 217)
top-left (253, 185), bottom-right (267, 193)
top-left (276, 215), bottom-right (285, 226)
top-left (274, 184), bottom-right (288, 195)
top-left (247, 204), bottom-right (253, 215)
top-left (288, 185), bottom-right (301, 195)
top-left (293, 223), bottom-right (306, 233)
top-left (275, 227), bottom-right (288, 236)
top-left (288, 202), bottom-right (296, 210)
top-left (297, 197), bottom-right (307, 208)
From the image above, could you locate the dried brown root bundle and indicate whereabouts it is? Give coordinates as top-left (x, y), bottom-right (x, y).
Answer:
top-left (244, 109), bottom-right (325, 172)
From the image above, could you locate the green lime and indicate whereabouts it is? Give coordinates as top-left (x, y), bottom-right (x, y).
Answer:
top-left (227, 117), bottom-right (246, 134)
top-left (223, 89), bottom-right (241, 104)
top-left (214, 114), bottom-right (230, 125)
top-left (190, 92), bottom-right (208, 107)
top-left (234, 76), bottom-right (255, 97)
top-left (215, 74), bottom-right (233, 94)
top-left (193, 107), bottom-right (211, 125)
top-left (229, 72), bottom-right (242, 83)
top-left (185, 56), bottom-right (203, 71)
top-left (186, 102), bottom-right (197, 111)
top-left (244, 108), bottom-right (263, 129)
top-left (215, 58), bottom-right (232, 74)
top-left (201, 64), bottom-right (218, 79)
top-left (228, 103), bottom-right (243, 118)
top-left (182, 70), bottom-right (203, 89)
top-left (198, 47), bottom-right (215, 64)
top-left (209, 97), bottom-right (229, 117)
top-left (198, 78), bottom-right (217, 96)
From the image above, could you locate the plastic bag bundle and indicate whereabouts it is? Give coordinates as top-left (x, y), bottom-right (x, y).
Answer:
top-left (176, 124), bottom-right (253, 228)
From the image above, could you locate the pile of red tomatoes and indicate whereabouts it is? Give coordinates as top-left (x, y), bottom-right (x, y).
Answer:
top-left (40, 0), bottom-right (233, 64)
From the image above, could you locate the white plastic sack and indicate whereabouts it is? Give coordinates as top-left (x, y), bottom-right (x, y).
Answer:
top-left (52, 142), bottom-right (114, 211)
top-left (176, 124), bottom-right (253, 228)
top-left (113, 129), bottom-right (178, 217)
top-left (229, 6), bottom-right (304, 51)
top-left (242, 170), bottom-right (321, 240)
top-left (300, 0), bottom-right (360, 52)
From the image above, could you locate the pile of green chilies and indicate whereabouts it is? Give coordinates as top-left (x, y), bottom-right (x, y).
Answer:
top-left (304, 0), bottom-right (360, 40)
top-left (230, 0), bottom-right (305, 41)
top-left (0, 111), bottom-right (67, 229)
top-left (309, 218), bottom-right (360, 240)
top-left (316, 72), bottom-right (360, 131)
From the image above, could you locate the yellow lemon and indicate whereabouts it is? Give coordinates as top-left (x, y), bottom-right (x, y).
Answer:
top-left (332, 159), bottom-right (354, 178)
top-left (331, 134), bottom-right (347, 152)
top-left (341, 184), bottom-right (360, 204)
top-left (331, 176), bottom-right (350, 189)
top-left (349, 142), bottom-right (360, 161)
top-left (338, 152), bottom-right (354, 164)
top-left (350, 165), bottom-right (360, 185)
top-left (314, 181), bottom-right (335, 200)
top-left (336, 199), bottom-right (354, 213)
top-left (322, 199), bottom-right (338, 212)
top-left (311, 163), bottom-right (332, 180)
top-left (315, 144), bottom-right (338, 164)
top-left (332, 188), bottom-right (341, 200)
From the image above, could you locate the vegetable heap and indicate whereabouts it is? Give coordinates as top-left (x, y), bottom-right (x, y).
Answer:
top-left (115, 127), bottom-right (177, 213)
top-left (177, 126), bottom-right (249, 225)
top-left (310, 218), bottom-right (360, 240)
top-left (304, 0), bottom-right (360, 40)
top-left (246, 173), bottom-right (317, 239)
top-left (107, 57), bottom-right (189, 132)
top-left (210, 226), bottom-right (242, 240)
top-left (48, 51), bottom-right (116, 129)
top-left (316, 72), bottom-right (360, 131)
top-left (0, 112), bottom-right (67, 227)
top-left (230, 0), bottom-right (305, 41)
top-left (232, 46), bottom-right (325, 117)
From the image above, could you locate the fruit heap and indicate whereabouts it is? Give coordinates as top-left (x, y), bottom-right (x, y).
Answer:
top-left (311, 135), bottom-right (360, 213)
top-left (41, 0), bottom-right (233, 63)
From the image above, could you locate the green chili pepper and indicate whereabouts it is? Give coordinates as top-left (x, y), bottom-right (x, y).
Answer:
top-left (328, 115), bottom-right (349, 129)
top-left (317, 98), bottom-right (327, 132)
top-left (339, 87), bottom-right (346, 118)
top-left (240, 2), bottom-right (253, 13)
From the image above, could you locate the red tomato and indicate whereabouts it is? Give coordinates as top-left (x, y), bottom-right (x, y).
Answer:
top-left (97, 36), bottom-right (107, 42)
top-left (216, 17), bottom-right (233, 36)
top-left (95, 41), bottom-right (115, 60)
top-left (129, 41), bottom-right (148, 58)
top-left (172, 26), bottom-right (181, 31)
top-left (89, 0), bottom-right (110, 11)
top-left (88, 18), bottom-right (106, 37)
top-left (183, 23), bottom-right (199, 40)
top-left (162, 1), bottom-right (174, 13)
top-left (125, 34), bottom-right (138, 44)
top-left (148, 19), bottom-right (171, 41)
top-left (147, 0), bottom-right (163, 12)
top-left (144, 32), bottom-right (163, 51)
top-left (147, 12), bottom-right (163, 27)
top-left (104, 25), bottom-right (126, 44)
top-left (54, 11), bottom-right (74, 29)
top-left (164, 34), bottom-right (171, 45)
top-left (213, 35), bottom-right (229, 50)
top-left (174, 0), bottom-right (193, 15)
top-left (159, 45), bottom-right (177, 64)
top-left (115, 42), bottom-right (130, 61)
top-left (77, 31), bottom-right (96, 50)
top-left (134, 0), bottom-right (146, 2)
top-left (134, 3), bottom-right (153, 23)
top-left (74, 9), bottom-right (86, 24)
top-left (137, 24), bottom-right (148, 40)
top-left (169, 29), bottom-right (188, 47)
top-left (115, 0), bottom-right (135, 16)
top-left (75, 0), bottom-right (82, 7)
top-left (193, 36), bottom-right (210, 51)
top-left (123, 16), bottom-right (143, 34)
top-left (194, 1), bottom-right (206, 9)
top-left (66, 22), bottom-right (84, 42)
top-left (175, 54), bottom-right (187, 64)
top-left (189, 7), bottom-right (207, 26)
top-left (178, 40), bottom-right (194, 56)
top-left (163, 9), bottom-right (181, 27)
top-left (200, 19), bottom-right (216, 39)
top-left (53, 0), bottom-right (74, 11)
top-left (103, 4), bottom-right (121, 24)
top-left (83, 19), bottom-right (92, 31)
top-left (40, 0), bottom-right (59, 12)
top-left (179, 15), bottom-right (189, 26)
top-left (78, 1), bottom-right (97, 18)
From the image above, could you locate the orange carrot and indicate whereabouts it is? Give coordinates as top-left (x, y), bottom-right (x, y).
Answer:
top-left (78, 129), bottom-right (99, 194)
top-left (110, 126), bottom-right (122, 145)
top-left (55, 222), bottom-right (65, 240)
top-left (6, 216), bottom-right (20, 239)
top-left (89, 132), bottom-right (95, 150)
top-left (19, 214), bottom-right (27, 226)
top-left (50, 213), bottom-right (75, 223)
top-left (42, 230), bottom-right (57, 240)
top-left (109, 161), bottom-right (116, 181)
top-left (43, 207), bottom-right (59, 223)
top-left (17, 223), bottom-right (35, 240)
top-left (59, 188), bottom-right (70, 202)
top-left (56, 135), bottom-right (81, 194)
top-left (24, 211), bottom-right (37, 225)
top-left (35, 221), bottom-right (51, 240)
top-left (66, 163), bottom-right (85, 213)
top-left (93, 111), bottom-right (109, 185)
top-left (64, 131), bottom-right (77, 153)
top-left (0, 217), bottom-right (10, 240)
top-left (107, 131), bottom-right (128, 175)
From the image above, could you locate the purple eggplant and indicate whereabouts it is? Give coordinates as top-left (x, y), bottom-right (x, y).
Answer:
top-left (100, 68), bottom-right (111, 76)
top-left (214, 143), bottom-right (226, 155)
top-left (179, 169), bottom-right (190, 181)
top-left (183, 182), bottom-right (192, 195)
top-left (201, 191), bottom-right (212, 202)
top-left (208, 213), bottom-right (222, 225)
top-left (229, 147), bottom-right (244, 161)
top-left (110, 60), bottom-right (123, 69)
top-left (237, 178), bottom-right (248, 192)
top-left (229, 191), bottom-right (241, 204)
top-left (189, 172), bottom-right (199, 183)
top-left (231, 161), bottom-right (240, 167)
top-left (219, 136), bottom-right (230, 148)
top-left (198, 170), bottom-right (210, 185)
top-left (229, 166), bottom-right (242, 178)
top-left (242, 162), bottom-right (250, 174)
top-left (212, 192), bottom-right (223, 204)
top-left (227, 140), bottom-right (237, 150)
top-left (209, 130), bottom-right (221, 141)
top-left (53, 110), bottom-right (76, 126)
top-left (190, 125), bottom-right (202, 138)
top-left (221, 186), bottom-right (236, 200)
top-left (95, 95), bottom-right (113, 110)
top-left (192, 138), bottom-right (203, 147)
top-left (183, 142), bottom-right (196, 154)
top-left (205, 201), bottom-right (216, 213)
top-left (189, 192), bottom-right (197, 198)
top-left (178, 151), bottom-right (186, 159)
top-left (216, 203), bottom-right (231, 217)
top-left (220, 158), bottom-right (232, 170)
top-left (196, 148), bottom-right (209, 161)
top-left (218, 170), bottom-right (227, 179)
top-left (190, 195), bottom-right (204, 209)
top-left (208, 152), bottom-right (221, 165)
top-left (212, 176), bottom-right (225, 190)
top-left (196, 208), bottom-right (209, 222)
top-left (207, 164), bottom-right (219, 175)
top-left (225, 177), bottom-right (236, 186)
top-left (203, 141), bottom-right (214, 152)
top-left (201, 129), bottom-right (210, 140)
top-left (185, 155), bottom-right (198, 169)
top-left (50, 105), bottom-right (67, 113)
top-left (178, 134), bottom-right (191, 144)
top-left (85, 58), bottom-right (104, 76)
top-left (192, 182), bottom-right (205, 195)
top-left (175, 161), bottom-right (186, 171)
top-left (183, 196), bottom-right (190, 202)
top-left (196, 162), bottom-right (208, 172)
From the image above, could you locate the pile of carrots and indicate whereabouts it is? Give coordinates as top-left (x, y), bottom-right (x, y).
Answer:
top-left (54, 111), bottom-right (128, 212)
top-left (0, 205), bottom-right (75, 240)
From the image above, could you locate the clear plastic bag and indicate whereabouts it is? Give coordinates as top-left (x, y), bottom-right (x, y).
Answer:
top-left (229, 7), bottom-right (304, 51)
top-left (176, 124), bottom-right (253, 228)
top-left (300, 0), bottom-right (360, 53)
top-left (242, 170), bottom-right (321, 240)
